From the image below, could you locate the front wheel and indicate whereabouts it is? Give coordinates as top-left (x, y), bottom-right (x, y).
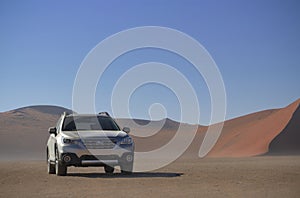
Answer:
top-left (104, 165), bottom-right (114, 174)
top-left (55, 149), bottom-right (67, 176)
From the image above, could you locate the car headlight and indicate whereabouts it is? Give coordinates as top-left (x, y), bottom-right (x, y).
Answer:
top-left (120, 136), bottom-right (133, 145)
top-left (62, 137), bottom-right (82, 145)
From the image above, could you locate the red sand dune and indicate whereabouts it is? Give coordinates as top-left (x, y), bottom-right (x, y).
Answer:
top-left (206, 99), bottom-right (300, 157)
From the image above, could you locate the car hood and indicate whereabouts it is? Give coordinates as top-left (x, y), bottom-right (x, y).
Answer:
top-left (61, 130), bottom-right (128, 139)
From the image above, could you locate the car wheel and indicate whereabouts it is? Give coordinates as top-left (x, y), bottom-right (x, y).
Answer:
top-left (47, 149), bottom-right (55, 174)
top-left (55, 149), bottom-right (67, 176)
top-left (104, 165), bottom-right (114, 174)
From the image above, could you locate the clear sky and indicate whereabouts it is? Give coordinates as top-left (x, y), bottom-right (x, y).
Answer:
top-left (1, 0), bottom-right (299, 124)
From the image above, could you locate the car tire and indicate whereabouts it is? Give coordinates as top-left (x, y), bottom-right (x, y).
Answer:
top-left (55, 149), bottom-right (67, 176)
top-left (104, 165), bottom-right (114, 174)
top-left (47, 150), bottom-right (55, 174)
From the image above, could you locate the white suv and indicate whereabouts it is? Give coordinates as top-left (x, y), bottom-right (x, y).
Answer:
top-left (47, 112), bottom-right (134, 176)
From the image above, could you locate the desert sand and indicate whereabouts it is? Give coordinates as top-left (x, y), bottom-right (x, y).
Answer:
top-left (0, 157), bottom-right (299, 198)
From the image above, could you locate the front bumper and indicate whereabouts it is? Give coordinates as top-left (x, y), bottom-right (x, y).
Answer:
top-left (57, 141), bottom-right (134, 167)
top-left (59, 152), bottom-right (134, 167)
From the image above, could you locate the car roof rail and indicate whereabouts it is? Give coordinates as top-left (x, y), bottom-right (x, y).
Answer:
top-left (98, 112), bottom-right (110, 117)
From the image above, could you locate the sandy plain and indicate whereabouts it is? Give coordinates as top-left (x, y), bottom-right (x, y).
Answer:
top-left (1, 156), bottom-right (299, 198)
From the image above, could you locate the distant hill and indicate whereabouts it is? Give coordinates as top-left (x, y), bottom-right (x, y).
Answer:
top-left (15, 105), bottom-right (73, 116)
top-left (0, 99), bottom-right (299, 160)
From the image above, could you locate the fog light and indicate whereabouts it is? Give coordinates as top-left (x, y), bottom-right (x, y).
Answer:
top-left (126, 154), bottom-right (133, 162)
top-left (63, 155), bottom-right (71, 163)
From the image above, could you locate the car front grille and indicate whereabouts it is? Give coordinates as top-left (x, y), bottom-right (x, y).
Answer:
top-left (80, 155), bottom-right (118, 161)
top-left (82, 137), bottom-right (117, 149)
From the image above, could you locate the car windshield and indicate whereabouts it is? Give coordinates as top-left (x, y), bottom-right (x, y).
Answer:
top-left (62, 116), bottom-right (120, 131)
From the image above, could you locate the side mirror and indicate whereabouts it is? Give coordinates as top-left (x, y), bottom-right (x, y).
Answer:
top-left (48, 127), bottom-right (57, 135)
top-left (122, 127), bottom-right (130, 134)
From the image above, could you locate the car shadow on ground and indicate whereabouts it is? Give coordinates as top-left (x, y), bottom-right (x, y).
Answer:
top-left (67, 172), bottom-right (183, 178)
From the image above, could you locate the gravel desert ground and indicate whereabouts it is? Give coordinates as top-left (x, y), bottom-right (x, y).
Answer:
top-left (1, 156), bottom-right (299, 198)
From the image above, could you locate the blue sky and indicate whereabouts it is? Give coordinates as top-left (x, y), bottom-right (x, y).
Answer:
top-left (1, 0), bottom-right (299, 124)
